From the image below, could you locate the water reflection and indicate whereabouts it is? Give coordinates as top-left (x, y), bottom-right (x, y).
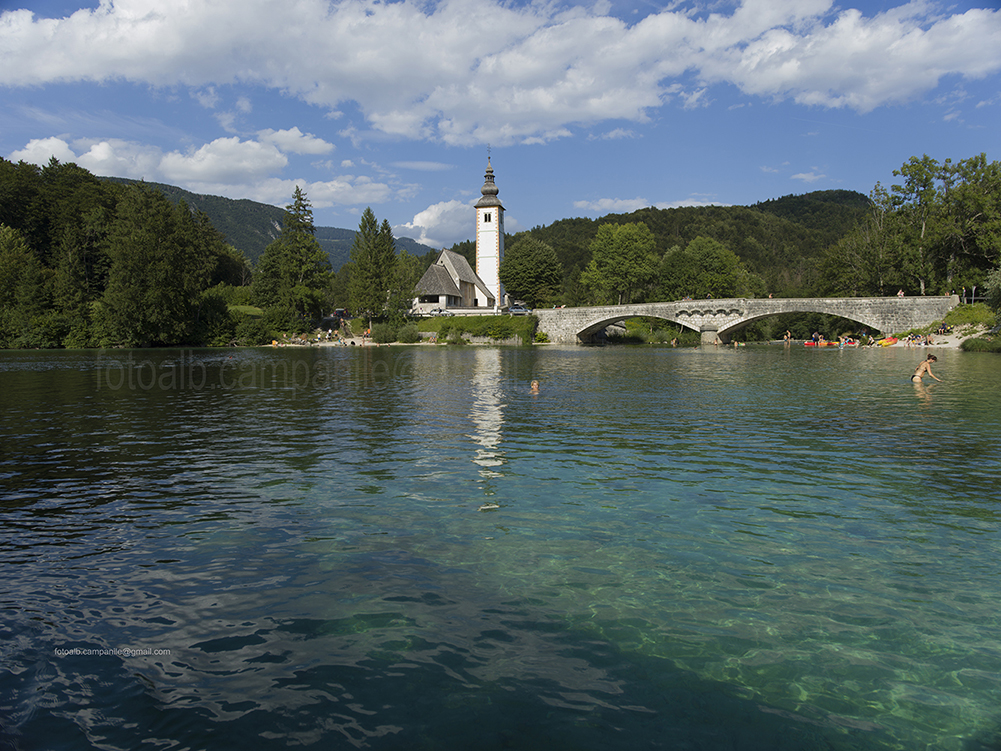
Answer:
top-left (468, 348), bottom-right (505, 484)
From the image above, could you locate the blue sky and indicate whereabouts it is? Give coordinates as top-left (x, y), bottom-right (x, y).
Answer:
top-left (2, 0), bottom-right (999, 249)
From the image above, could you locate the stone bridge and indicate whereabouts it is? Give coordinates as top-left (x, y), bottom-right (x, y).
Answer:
top-left (534, 296), bottom-right (959, 344)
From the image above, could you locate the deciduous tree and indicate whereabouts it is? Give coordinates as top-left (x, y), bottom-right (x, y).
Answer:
top-left (580, 222), bottom-right (656, 304)
top-left (499, 236), bottom-right (563, 308)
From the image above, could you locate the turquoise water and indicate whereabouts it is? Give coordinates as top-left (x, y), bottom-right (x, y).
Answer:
top-left (1, 344), bottom-right (1000, 750)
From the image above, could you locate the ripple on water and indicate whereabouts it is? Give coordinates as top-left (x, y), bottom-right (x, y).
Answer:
top-left (2, 346), bottom-right (1001, 750)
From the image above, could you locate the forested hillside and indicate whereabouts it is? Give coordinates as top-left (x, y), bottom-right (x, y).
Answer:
top-left (506, 189), bottom-right (871, 299)
top-left (100, 177), bottom-right (437, 267)
top-left (5, 152), bottom-right (995, 349)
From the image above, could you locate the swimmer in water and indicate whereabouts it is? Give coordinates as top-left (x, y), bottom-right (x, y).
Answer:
top-left (912, 354), bottom-right (942, 383)
top-left (530, 380), bottom-right (540, 393)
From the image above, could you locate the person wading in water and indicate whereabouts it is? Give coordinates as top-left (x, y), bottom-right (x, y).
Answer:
top-left (912, 354), bottom-right (942, 383)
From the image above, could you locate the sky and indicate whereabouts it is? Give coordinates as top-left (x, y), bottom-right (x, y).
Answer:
top-left (1, 0), bottom-right (999, 250)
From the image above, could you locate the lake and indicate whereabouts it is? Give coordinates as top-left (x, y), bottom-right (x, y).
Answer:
top-left (1, 343), bottom-right (1000, 750)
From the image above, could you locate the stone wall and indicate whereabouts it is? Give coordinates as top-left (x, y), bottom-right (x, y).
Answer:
top-left (535, 296), bottom-right (959, 344)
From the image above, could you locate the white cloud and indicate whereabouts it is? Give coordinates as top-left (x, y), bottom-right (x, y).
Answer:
top-left (193, 87), bottom-right (219, 109)
top-left (74, 138), bottom-right (163, 178)
top-left (9, 137), bottom-right (77, 165)
top-left (214, 111), bottom-right (239, 133)
top-left (654, 198), bottom-right (728, 208)
top-left (573, 197), bottom-right (650, 213)
top-left (680, 88), bottom-right (710, 109)
top-left (593, 128), bottom-right (637, 140)
top-left (8, 134), bottom-right (392, 208)
top-left (792, 171), bottom-right (826, 182)
top-left (199, 176), bottom-right (393, 209)
top-left (160, 137), bottom-right (287, 183)
top-left (396, 199), bottom-right (473, 247)
top-left (257, 127), bottom-right (334, 155)
top-left (1, 0), bottom-right (997, 144)
top-left (391, 161), bottom-right (454, 171)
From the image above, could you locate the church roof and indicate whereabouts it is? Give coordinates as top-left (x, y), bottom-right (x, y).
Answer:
top-left (414, 249), bottom-right (495, 304)
top-left (414, 263), bottom-right (460, 296)
top-left (440, 249), bottom-right (494, 302)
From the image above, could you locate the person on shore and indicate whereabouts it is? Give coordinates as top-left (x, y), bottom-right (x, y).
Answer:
top-left (912, 354), bottom-right (942, 383)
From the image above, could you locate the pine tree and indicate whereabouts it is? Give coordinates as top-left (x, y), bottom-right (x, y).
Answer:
top-left (98, 186), bottom-right (205, 347)
top-left (348, 208), bottom-right (396, 329)
top-left (253, 187), bottom-right (330, 324)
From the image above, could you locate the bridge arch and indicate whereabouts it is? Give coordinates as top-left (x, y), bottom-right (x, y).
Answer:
top-left (534, 296), bottom-right (958, 344)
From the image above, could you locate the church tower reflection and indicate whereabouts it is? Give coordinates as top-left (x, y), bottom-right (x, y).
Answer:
top-left (468, 348), bottom-right (505, 490)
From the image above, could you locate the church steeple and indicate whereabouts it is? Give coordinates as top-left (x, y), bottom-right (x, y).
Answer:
top-left (475, 158), bottom-right (503, 208)
top-left (474, 158), bottom-right (505, 309)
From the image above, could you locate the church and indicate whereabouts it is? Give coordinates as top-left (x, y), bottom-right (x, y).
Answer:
top-left (412, 160), bottom-right (507, 313)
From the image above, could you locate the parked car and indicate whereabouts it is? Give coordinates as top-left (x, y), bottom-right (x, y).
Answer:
top-left (430, 308), bottom-right (454, 317)
top-left (508, 304), bottom-right (531, 315)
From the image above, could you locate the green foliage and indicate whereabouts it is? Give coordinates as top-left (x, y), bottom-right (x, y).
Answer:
top-left (371, 322), bottom-right (397, 344)
top-left (987, 265), bottom-right (1001, 313)
top-left (613, 317), bottom-right (701, 346)
top-left (396, 322), bottom-right (420, 343)
top-left (942, 303), bottom-right (995, 328)
top-left (659, 236), bottom-right (760, 300)
top-left (210, 283), bottom-right (255, 306)
top-left (580, 222), bottom-right (657, 304)
top-left (253, 187), bottom-right (330, 323)
top-left (98, 186), bottom-right (210, 347)
top-left (386, 248), bottom-right (424, 321)
top-left (349, 208), bottom-right (396, 325)
top-left (499, 237), bottom-right (563, 307)
top-left (822, 154), bottom-right (1001, 298)
top-left (961, 336), bottom-right (1001, 353)
top-left (191, 288), bottom-right (237, 346)
top-left (234, 312), bottom-right (275, 346)
top-left (817, 184), bottom-right (903, 297)
top-left (329, 263), bottom-right (351, 311)
top-left (417, 314), bottom-right (535, 344)
top-left (0, 159), bottom-right (257, 349)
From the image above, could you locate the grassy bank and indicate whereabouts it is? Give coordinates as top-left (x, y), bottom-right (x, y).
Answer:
top-left (416, 315), bottom-right (537, 345)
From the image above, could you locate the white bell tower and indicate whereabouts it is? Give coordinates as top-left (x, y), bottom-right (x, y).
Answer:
top-left (475, 158), bottom-right (505, 309)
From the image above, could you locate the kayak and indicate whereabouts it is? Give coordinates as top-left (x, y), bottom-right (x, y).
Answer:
top-left (878, 337), bottom-right (898, 347)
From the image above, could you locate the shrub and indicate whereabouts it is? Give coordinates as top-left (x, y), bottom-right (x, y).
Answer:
top-left (396, 323), bottom-right (420, 343)
top-left (484, 317), bottom-right (515, 339)
top-left (943, 303), bottom-right (995, 328)
top-left (961, 336), bottom-right (1001, 353)
top-left (371, 322), bottom-right (396, 344)
top-left (235, 314), bottom-right (274, 345)
top-left (193, 289), bottom-right (236, 346)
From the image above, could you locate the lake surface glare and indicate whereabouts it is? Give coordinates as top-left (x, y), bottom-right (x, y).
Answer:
top-left (2, 344), bottom-right (1000, 750)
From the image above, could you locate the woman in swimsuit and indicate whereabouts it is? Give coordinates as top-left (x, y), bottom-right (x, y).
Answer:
top-left (912, 354), bottom-right (942, 383)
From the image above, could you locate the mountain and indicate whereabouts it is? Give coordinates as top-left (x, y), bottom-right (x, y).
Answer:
top-left (98, 177), bottom-right (869, 294)
top-left (513, 189), bottom-right (871, 295)
top-left (99, 177), bottom-right (437, 269)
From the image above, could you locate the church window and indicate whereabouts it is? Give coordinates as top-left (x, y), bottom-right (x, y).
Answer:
top-left (484, 212), bottom-right (492, 223)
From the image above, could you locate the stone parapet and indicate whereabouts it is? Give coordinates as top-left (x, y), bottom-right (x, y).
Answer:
top-left (534, 296), bottom-right (958, 344)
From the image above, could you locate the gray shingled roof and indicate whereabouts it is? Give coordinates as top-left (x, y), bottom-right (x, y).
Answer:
top-left (440, 250), bottom-right (494, 302)
top-left (414, 264), bottom-right (460, 296)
